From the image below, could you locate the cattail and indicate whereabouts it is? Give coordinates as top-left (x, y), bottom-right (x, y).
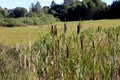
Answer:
top-left (51, 25), bottom-right (54, 35)
top-left (92, 40), bottom-right (95, 49)
top-left (24, 54), bottom-right (27, 69)
top-left (57, 40), bottom-right (60, 51)
top-left (54, 25), bottom-right (57, 37)
top-left (108, 31), bottom-right (111, 43)
top-left (19, 52), bottom-right (22, 69)
top-left (116, 33), bottom-right (119, 41)
top-left (77, 25), bottom-right (80, 35)
top-left (80, 36), bottom-right (83, 49)
top-left (64, 23), bottom-right (67, 34)
top-left (28, 57), bottom-right (31, 70)
top-left (66, 45), bottom-right (70, 58)
top-left (119, 68), bottom-right (120, 76)
top-left (113, 46), bottom-right (117, 79)
top-left (97, 26), bottom-right (100, 32)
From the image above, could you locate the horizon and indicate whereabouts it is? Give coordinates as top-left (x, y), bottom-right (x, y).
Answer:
top-left (0, 0), bottom-right (114, 10)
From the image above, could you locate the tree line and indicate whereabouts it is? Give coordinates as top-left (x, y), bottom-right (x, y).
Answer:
top-left (0, 0), bottom-right (120, 21)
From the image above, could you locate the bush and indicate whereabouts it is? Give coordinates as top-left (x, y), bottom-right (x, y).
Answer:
top-left (0, 14), bottom-right (57, 27)
top-left (4, 18), bottom-right (25, 27)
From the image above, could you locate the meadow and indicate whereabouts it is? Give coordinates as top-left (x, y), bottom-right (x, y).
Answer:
top-left (0, 19), bottom-right (120, 80)
top-left (0, 19), bottom-right (120, 45)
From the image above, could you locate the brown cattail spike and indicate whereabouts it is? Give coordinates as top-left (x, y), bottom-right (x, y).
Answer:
top-left (80, 36), bottom-right (83, 49)
top-left (57, 40), bottom-right (60, 51)
top-left (54, 25), bottom-right (57, 37)
top-left (92, 40), bottom-right (95, 49)
top-left (66, 45), bottom-right (70, 58)
top-left (98, 26), bottom-right (100, 32)
top-left (64, 23), bottom-right (67, 34)
top-left (77, 25), bottom-right (80, 35)
top-left (51, 25), bottom-right (54, 35)
top-left (108, 31), bottom-right (111, 43)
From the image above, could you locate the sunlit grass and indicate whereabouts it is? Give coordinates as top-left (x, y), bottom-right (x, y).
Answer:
top-left (0, 19), bottom-right (120, 46)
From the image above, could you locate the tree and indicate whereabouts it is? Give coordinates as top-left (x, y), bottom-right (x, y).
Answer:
top-left (11, 7), bottom-right (28, 18)
top-left (35, 1), bottom-right (41, 12)
top-left (43, 6), bottom-right (49, 14)
top-left (109, 1), bottom-right (120, 18)
top-left (0, 7), bottom-right (4, 18)
top-left (30, 1), bottom-right (41, 12)
top-left (64, 0), bottom-right (78, 5)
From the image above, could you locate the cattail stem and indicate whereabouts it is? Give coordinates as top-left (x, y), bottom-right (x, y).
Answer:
top-left (113, 46), bottom-right (117, 79)
top-left (19, 53), bottom-right (22, 68)
top-left (108, 31), bottom-right (111, 43)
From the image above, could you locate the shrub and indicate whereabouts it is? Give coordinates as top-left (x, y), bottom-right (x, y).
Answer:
top-left (0, 14), bottom-right (57, 27)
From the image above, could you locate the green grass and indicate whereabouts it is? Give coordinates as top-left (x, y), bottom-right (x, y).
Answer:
top-left (0, 19), bottom-right (120, 80)
top-left (0, 19), bottom-right (120, 46)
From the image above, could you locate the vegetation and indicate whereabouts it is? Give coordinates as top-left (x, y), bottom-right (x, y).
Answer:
top-left (0, 0), bottom-right (120, 25)
top-left (0, 20), bottom-right (120, 80)
top-left (0, 0), bottom-right (120, 80)
top-left (0, 15), bottom-right (57, 27)
top-left (0, 19), bottom-right (120, 45)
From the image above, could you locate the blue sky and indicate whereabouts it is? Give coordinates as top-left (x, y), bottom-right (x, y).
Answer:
top-left (0, 0), bottom-right (114, 10)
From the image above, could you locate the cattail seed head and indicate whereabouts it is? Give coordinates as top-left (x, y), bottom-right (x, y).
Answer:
top-left (92, 40), bottom-right (95, 49)
top-left (54, 25), bottom-right (57, 37)
top-left (64, 23), bottom-right (67, 34)
top-left (80, 36), bottom-right (83, 49)
top-left (51, 25), bottom-right (54, 35)
top-left (97, 26), bottom-right (100, 32)
top-left (57, 40), bottom-right (60, 51)
top-left (77, 25), bottom-right (80, 35)
top-left (66, 45), bottom-right (70, 58)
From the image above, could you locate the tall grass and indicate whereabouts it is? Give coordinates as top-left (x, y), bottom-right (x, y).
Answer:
top-left (0, 23), bottom-right (120, 80)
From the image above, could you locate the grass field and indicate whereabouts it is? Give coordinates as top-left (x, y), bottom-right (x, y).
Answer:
top-left (0, 19), bottom-right (120, 45)
top-left (0, 19), bottom-right (120, 80)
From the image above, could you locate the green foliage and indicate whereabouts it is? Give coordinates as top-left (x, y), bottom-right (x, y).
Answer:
top-left (0, 25), bottom-right (120, 80)
top-left (0, 14), bottom-right (57, 27)
top-left (50, 0), bottom-right (107, 20)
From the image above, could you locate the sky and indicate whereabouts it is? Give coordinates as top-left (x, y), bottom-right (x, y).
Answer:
top-left (0, 0), bottom-right (114, 10)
